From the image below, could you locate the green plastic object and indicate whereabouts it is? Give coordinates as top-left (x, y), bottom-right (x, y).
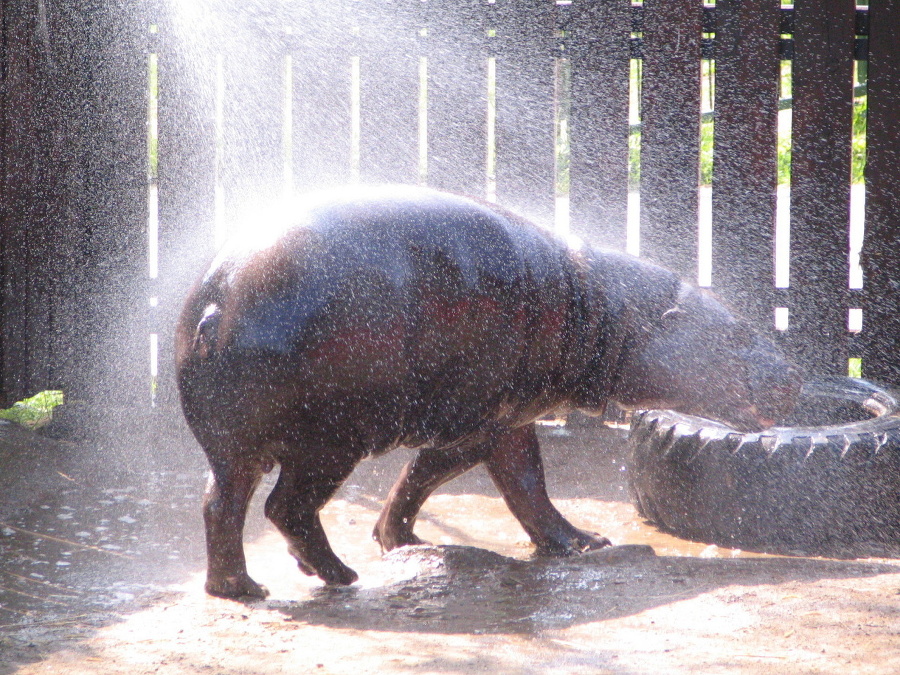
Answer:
top-left (0, 390), bottom-right (65, 430)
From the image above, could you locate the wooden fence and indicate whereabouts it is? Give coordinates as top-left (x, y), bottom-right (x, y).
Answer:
top-left (0, 0), bottom-right (148, 414)
top-left (1, 0), bottom-right (899, 423)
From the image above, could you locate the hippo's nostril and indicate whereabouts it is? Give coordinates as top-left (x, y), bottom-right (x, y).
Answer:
top-left (737, 405), bottom-right (769, 432)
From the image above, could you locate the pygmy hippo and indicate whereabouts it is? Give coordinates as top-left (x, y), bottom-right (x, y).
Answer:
top-left (176, 185), bottom-right (800, 599)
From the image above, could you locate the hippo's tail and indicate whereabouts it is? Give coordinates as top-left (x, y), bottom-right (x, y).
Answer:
top-left (175, 262), bottom-right (232, 366)
top-left (189, 304), bottom-right (222, 360)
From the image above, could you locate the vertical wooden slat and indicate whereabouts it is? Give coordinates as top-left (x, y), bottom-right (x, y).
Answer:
top-left (711, 0), bottom-right (781, 330)
top-left (0, 0), bottom-right (83, 404)
top-left (568, 0), bottom-right (631, 249)
top-left (0, 0), bottom-right (51, 404)
top-left (220, 12), bottom-right (283, 226)
top-left (493, 0), bottom-right (556, 224)
top-left (79, 0), bottom-right (150, 412)
top-left (640, 0), bottom-right (703, 280)
top-left (155, 3), bottom-right (217, 411)
top-left (358, 0), bottom-right (421, 184)
top-left (862, 0), bottom-right (900, 386)
top-left (291, 2), bottom-right (353, 190)
top-left (43, 4), bottom-right (93, 407)
top-left (788, 0), bottom-right (855, 375)
top-left (0, 0), bottom-right (9, 403)
top-left (425, 0), bottom-right (488, 196)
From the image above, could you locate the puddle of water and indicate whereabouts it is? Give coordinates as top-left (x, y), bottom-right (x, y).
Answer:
top-left (0, 468), bottom-right (211, 624)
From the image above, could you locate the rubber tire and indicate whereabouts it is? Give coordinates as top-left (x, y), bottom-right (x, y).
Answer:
top-left (627, 377), bottom-right (900, 556)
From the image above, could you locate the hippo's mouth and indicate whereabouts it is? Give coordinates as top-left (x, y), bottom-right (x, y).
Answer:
top-left (772, 378), bottom-right (890, 428)
top-left (687, 378), bottom-right (888, 433)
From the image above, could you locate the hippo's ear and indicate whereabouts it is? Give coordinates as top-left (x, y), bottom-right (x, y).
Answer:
top-left (659, 306), bottom-right (686, 323)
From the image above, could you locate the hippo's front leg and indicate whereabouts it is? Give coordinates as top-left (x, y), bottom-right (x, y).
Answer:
top-left (486, 424), bottom-right (611, 555)
top-left (375, 424), bottom-right (610, 556)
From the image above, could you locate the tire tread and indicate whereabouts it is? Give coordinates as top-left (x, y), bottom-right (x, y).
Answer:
top-left (627, 378), bottom-right (900, 555)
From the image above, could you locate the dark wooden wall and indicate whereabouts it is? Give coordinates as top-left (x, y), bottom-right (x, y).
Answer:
top-left (0, 0), bottom-right (148, 410)
top-left (1, 0), bottom-right (899, 419)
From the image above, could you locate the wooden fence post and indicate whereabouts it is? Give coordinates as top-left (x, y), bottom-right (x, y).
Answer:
top-left (493, 0), bottom-right (556, 224)
top-left (0, 1), bottom-right (148, 421)
top-left (640, 0), bottom-right (702, 281)
top-left (711, 0), bottom-right (781, 332)
top-left (358, 0), bottom-right (422, 185)
top-left (862, 0), bottom-right (900, 387)
top-left (78, 0), bottom-right (150, 416)
top-left (219, 9), bottom-right (283, 225)
top-left (154, 2), bottom-right (217, 415)
top-left (0, 0), bottom-right (60, 405)
top-left (788, 0), bottom-right (855, 375)
top-left (567, 0), bottom-right (631, 249)
top-left (425, 0), bottom-right (488, 196)
top-left (290, 1), bottom-right (354, 191)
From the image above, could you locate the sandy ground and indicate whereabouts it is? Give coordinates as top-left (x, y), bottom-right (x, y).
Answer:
top-left (2, 416), bottom-right (900, 674)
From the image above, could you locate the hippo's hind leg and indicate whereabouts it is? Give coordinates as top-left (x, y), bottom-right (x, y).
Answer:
top-left (203, 452), bottom-right (268, 599)
top-left (485, 424), bottom-right (611, 555)
top-left (373, 443), bottom-right (491, 551)
top-left (264, 446), bottom-right (364, 586)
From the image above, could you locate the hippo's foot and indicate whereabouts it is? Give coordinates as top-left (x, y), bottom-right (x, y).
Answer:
top-left (372, 521), bottom-right (427, 553)
top-left (534, 526), bottom-right (612, 557)
top-left (288, 545), bottom-right (359, 586)
top-left (205, 572), bottom-right (270, 600)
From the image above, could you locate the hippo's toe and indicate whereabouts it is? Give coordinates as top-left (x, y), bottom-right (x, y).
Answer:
top-left (534, 526), bottom-right (613, 557)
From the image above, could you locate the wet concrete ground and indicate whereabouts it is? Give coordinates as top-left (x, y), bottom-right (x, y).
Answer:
top-left (2, 415), bottom-right (900, 673)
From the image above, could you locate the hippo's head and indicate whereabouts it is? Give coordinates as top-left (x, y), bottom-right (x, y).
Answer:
top-left (610, 282), bottom-right (801, 432)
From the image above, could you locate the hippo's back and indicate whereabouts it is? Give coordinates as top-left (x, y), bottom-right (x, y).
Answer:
top-left (177, 186), bottom-right (587, 451)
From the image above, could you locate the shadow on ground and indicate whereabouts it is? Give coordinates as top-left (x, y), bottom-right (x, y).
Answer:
top-left (271, 543), bottom-right (900, 635)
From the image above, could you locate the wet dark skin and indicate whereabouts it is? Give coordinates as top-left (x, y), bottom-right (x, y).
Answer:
top-left (176, 186), bottom-right (801, 599)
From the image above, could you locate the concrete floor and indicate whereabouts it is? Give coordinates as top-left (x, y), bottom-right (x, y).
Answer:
top-left (1, 413), bottom-right (899, 674)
